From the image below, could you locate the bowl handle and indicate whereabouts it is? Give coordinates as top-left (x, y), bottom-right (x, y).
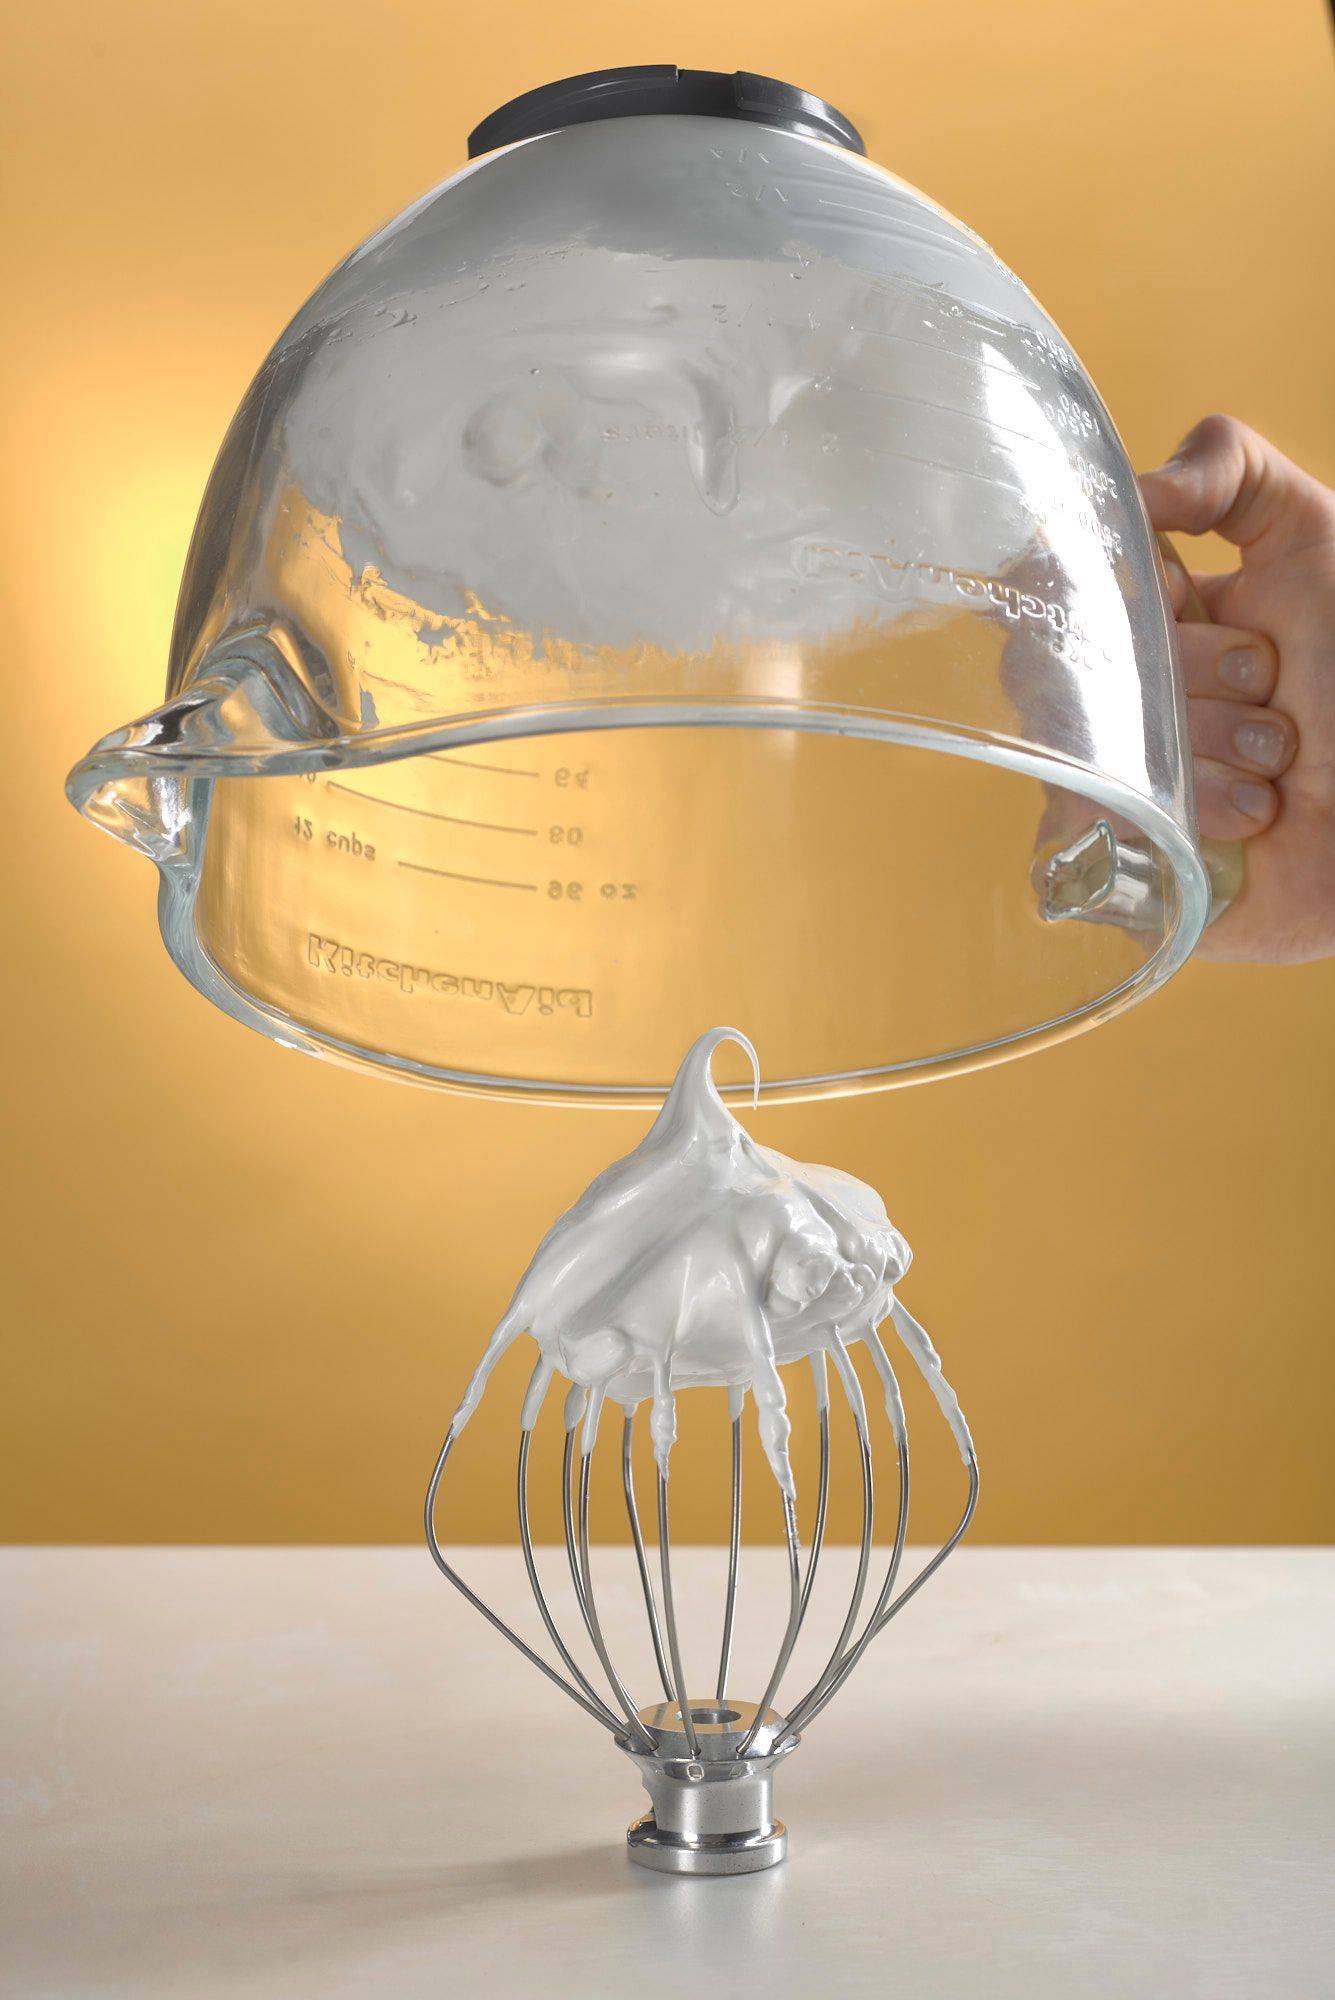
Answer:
top-left (1155, 534), bottom-right (1244, 924)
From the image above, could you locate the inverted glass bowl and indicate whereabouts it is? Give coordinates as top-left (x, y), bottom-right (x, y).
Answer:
top-left (68, 75), bottom-right (1212, 1103)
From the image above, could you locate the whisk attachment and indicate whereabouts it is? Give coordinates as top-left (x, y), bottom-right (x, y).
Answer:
top-left (424, 1026), bottom-right (978, 1873)
top-left (426, 1319), bottom-right (977, 1874)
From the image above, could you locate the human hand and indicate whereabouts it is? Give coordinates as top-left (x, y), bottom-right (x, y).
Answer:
top-left (1140, 415), bottom-right (1335, 962)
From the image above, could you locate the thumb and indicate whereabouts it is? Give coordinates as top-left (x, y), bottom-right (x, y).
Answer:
top-left (1139, 413), bottom-right (1330, 554)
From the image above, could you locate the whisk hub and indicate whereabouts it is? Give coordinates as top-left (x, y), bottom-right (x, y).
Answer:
top-left (624, 1699), bottom-right (794, 1875)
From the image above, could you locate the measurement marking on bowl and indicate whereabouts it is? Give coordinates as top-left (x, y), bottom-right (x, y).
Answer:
top-left (398, 859), bottom-right (537, 893)
top-left (427, 752), bottom-right (541, 780)
top-left (326, 779), bottom-right (536, 837)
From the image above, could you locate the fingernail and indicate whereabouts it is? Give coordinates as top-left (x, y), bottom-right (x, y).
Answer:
top-left (1230, 780), bottom-right (1273, 821)
top-left (1219, 648), bottom-right (1265, 693)
top-left (1234, 720), bottom-right (1287, 771)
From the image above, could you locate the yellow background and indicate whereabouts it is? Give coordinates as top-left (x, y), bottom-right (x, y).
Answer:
top-left (4, 0), bottom-right (1333, 1544)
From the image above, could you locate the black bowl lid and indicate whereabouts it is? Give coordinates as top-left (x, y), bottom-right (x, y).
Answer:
top-left (468, 65), bottom-right (864, 160)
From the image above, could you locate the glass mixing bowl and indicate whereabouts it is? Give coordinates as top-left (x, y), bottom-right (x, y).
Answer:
top-left (67, 65), bottom-right (1222, 1104)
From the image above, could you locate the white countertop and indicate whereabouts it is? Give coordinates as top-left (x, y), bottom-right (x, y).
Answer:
top-left (3, 1547), bottom-right (1331, 1998)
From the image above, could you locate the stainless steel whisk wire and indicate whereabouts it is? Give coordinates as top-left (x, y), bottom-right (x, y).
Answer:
top-left (425, 1321), bottom-right (979, 1766)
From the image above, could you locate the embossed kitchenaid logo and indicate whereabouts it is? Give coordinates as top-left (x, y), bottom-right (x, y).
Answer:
top-left (307, 935), bottom-right (592, 1019)
top-left (799, 544), bottom-right (1117, 667)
